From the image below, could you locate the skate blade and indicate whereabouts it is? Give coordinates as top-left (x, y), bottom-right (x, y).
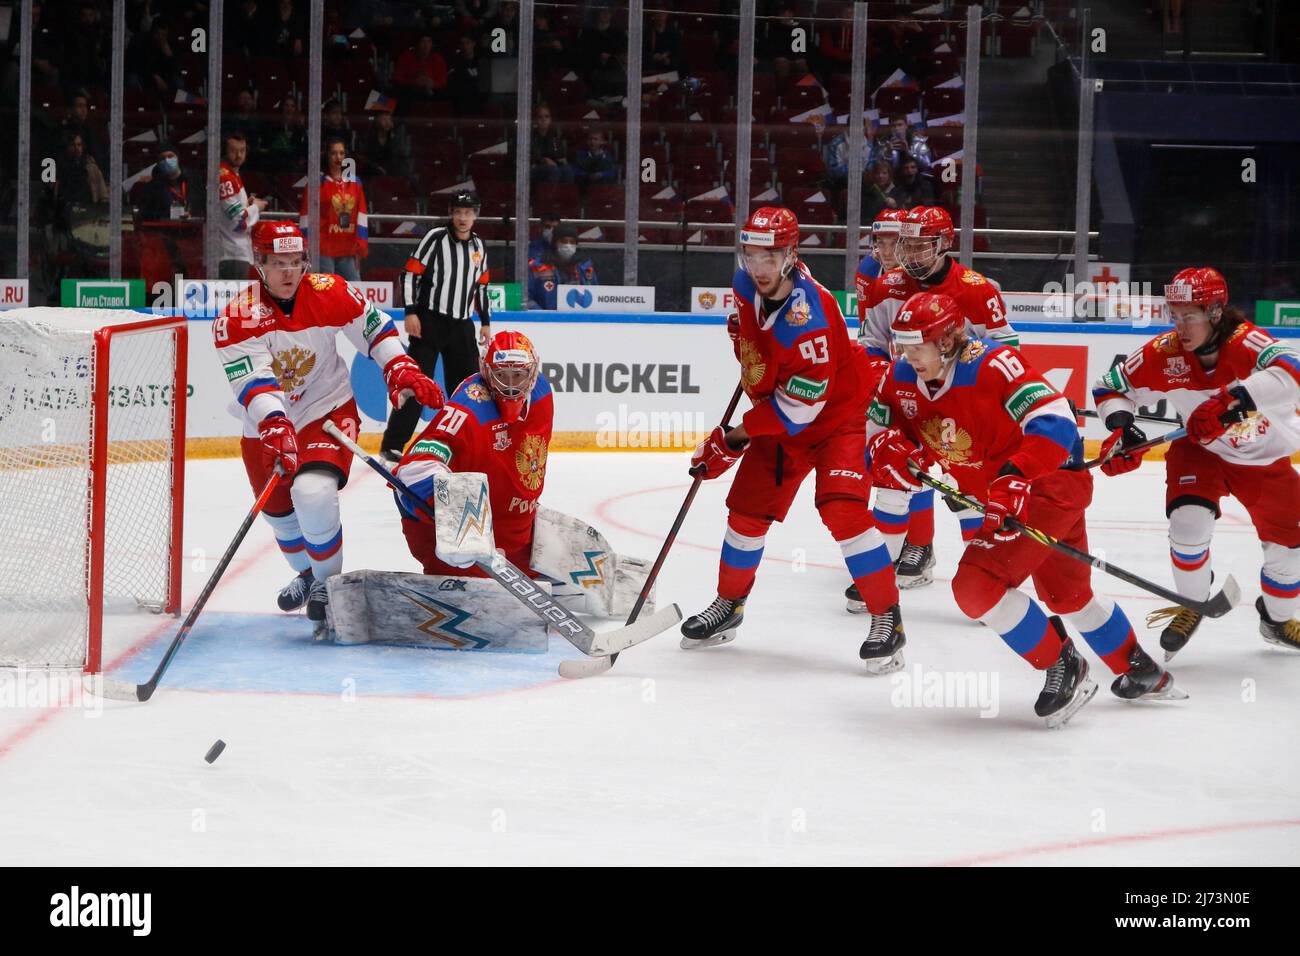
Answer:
top-left (845, 598), bottom-right (869, 614)
top-left (862, 649), bottom-right (905, 676)
top-left (1044, 676), bottom-right (1098, 729)
top-left (1162, 648), bottom-right (1181, 663)
top-left (1260, 631), bottom-right (1300, 651)
top-left (896, 569), bottom-right (934, 590)
top-left (679, 630), bottom-right (737, 651)
top-left (1115, 672), bottom-right (1190, 702)
top-left (312, 620), bottom-right (335, 644)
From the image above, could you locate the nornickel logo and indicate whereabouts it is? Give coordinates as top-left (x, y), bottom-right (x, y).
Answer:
top-left (50, 886), bottom-right (151, 936)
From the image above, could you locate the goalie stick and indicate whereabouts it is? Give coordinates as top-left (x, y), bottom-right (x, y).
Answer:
top-left (559, 381), bottom-right (746, 679)
top-left (907, 464), bottom-right (1242, 619)
top-left (323, 421), bottom-right (681, 659)
top-left (96, 465), bottom-right (285, 702)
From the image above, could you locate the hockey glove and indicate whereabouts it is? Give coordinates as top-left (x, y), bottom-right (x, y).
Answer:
top-left (868, 428), bottom-right (926, 492)
top-left (384, 354), bottom-right (445, 410)
top-left (1099, 412), bottom-right (1148, 477)
top-left (1187, 385), bottom-right (1252, 445)
top-left (726, 311), bottom-right (742, 359)
top-left (258, 412), bottom-right (299, 478)
top-left (975, 472), bottom-right (1030, 547)
top-left (690, 426), bottom-right (746, 479)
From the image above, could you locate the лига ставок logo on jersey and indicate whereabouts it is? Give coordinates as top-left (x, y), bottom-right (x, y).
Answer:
top-left (566, 288), bottom-right (593, 309)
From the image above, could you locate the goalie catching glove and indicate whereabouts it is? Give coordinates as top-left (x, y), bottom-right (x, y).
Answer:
top-left (383, 354), bottom-right (445, 410)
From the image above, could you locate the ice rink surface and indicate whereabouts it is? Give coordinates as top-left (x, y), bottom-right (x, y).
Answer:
top-left (2, 453), bottom-right (1297, 865)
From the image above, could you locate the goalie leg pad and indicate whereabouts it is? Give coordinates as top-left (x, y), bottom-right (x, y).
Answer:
top-left (434, 472), bottom-right (496, 568)
top-left (530, 506), bottom-right (654, 617)
top-left (326, 570), bottom-right (549, 651)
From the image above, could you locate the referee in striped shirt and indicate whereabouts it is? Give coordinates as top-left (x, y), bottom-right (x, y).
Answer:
top-left (381, 189), bottom-right (492, 462)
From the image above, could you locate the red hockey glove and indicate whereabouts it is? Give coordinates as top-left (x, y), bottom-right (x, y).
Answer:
top-left (726, 311), bottom-right (741, 358)
top-left (867, 428), bottom-right (926, 492)
top-left (975, 473), bottom-right (1030, 546)
top-left (1099, 419), bottom-right (1149, 477)
top-left (384, 355), bottom-right (445, 410)
top-left (1187, 386), bottom-right (1251, 445)
top-left (690, 426), bottom-right (746, 479)
top-left (258, 413), bottom-right (299, 478)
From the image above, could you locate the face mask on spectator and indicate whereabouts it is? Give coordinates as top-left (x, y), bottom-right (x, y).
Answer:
top-left (556, 242), bottom-right (577, 262)
top-left (542, 227), bottom-right (555, 242)
top-left (158, 157), bottom-right (179, 176)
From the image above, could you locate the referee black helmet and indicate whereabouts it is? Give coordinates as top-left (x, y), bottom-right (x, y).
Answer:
top-left (449, 189), bottom-right (481, 212)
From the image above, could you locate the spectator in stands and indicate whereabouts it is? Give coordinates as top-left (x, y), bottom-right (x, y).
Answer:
top-left (61, 3), bottom-right (109, 94)
top-left (28, 2), bottom-right (62, 86)
top-left (61, 89), bottom-right (105, 170)
top-left (321, 98), bottom-right (354, 153)
top-left (482, 1), bottom-right (520, 55)
top-left (527, 223), bottom-right (598, 311)
top-left (261, 95), bottom-right (307, 175)
top-left (393, 34), bottom-right (449, 101)
top-left (300, 138), bottom-right (369, 282)
top-left (227, 0), bottom-right (271, 58)
top-left (137, 143), bottom-right (199, 221)
top-left (125, 16), bottom-right (179, 93)
top-left (757, 4), bottom-right (810, 80)
top-left (533, 11), bottom-right (568, 77)
top-left (447, 35), bottom-right (485, 116)
top-left (643, 11), bottom-right (682, 74)
top-left (815, 3), bottom-right (855, 76)
top-left (456, 0), bottom-right (499, 29)
top-left (823, 118), bottom-right (883, 188)
top-left (881, 116), bottom-right (933, 172)
top-left (227, 89), bottom-right (262, 153)
top-left (873, 17), bottom-right (929, 82)
top-left (579, 7), bottom-right (628, 89)
top-left (528, 211), bottom-right (561, 260)
top-left (859, 159), bottom-right (905, 221)
top-left (217, 133), bottom-right (266, 279)
top-left (54, 131), bottom-right (108, 213)
top-left (530, 105), bottom-right (573, 185)
top-left (573, 131), bottom-right (617, 189)
top-left (893, 155), bottom-right (937, 208)
top-left (265, 0), bottom-right (307, 59)
top-left (358, 109), bottom-right (411, 178)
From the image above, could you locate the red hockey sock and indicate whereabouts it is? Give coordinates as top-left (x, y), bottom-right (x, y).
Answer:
top-left (718, 512), bottom-right (771, 601)
top-left (820, 499), bottom-right (899, 613)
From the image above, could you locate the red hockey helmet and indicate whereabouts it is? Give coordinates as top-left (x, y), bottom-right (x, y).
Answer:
top-left (897, 206), bottom-right (954, 280)
top-left (1164, 267), bottom-right (1228, 314)
top-left (871, 207), bottom-right (906, 235)
top-left (481, 329), bottom-right (540, 423)
top-left (891, 292), bottom-right (964, 347)
top-left (251, 220), bottom-right (308, 297)
top-left (739, 207), bottom-right (800, 284)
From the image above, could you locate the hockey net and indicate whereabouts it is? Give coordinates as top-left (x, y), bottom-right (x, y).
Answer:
top-left (0, 309), bottom-right (186, 672)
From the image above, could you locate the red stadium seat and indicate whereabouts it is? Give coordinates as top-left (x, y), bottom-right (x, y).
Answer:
top-left (873, 87), bottom-right (921, 116)
top-left (683, 197), bottom-right (735, 245)
top-left (467, 153), bottom-right (512, 185)
top-left (923, 87), bottom-right (966, 118)
top-left (534, 183), bottom-right (581, 211)
top-left (926, 126), bottom-right (964, 160)
top-left (774, 146), bottom-right (826, 185)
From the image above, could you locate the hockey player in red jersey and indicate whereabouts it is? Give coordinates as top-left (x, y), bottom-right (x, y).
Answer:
top-left (681, 207), bottom-right (905, 671)
top-left (393, 330), bottom-right (554, 576)
top-left (868, 292), bottom-right (1182, 726)
top-left (849, 206), bottom-right (1018, 602)
top-left (215, 221), bottom-right (443, 633)
top-left (1093, 267), bottom-right (1300, 657)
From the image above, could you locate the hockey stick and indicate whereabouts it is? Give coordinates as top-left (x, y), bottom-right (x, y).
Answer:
top-left (1082, 427), bottom-right (1186, 470)
top-left (1077, 408), bottom-right (1182, 426)
top-left (560, 381), bottom-right (747, 679)
top-left (906, 465), bottom-right (1241, 618)
top-left (96, 465), bottom-right (285, 702)
top-left (323, 421), bottom-right (681, 658)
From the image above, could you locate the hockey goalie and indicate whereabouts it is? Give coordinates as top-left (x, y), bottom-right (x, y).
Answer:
top-left (326, 331), bottom-right (657, 651)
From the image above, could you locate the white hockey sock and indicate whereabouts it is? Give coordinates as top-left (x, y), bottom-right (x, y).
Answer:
top-left (1168, 504), bottom-right (1214, 601)
top-left (262, 510), bottom-right (312, 575)
top-left (290, 469), bottom-right (344, 580)
top-left (871, 488), bottom-right (910, 562)
top-left (1260, 542), bottom-right (1300, 623)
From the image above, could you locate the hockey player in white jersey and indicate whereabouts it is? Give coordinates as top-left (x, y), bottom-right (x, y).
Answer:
top-left (214, 220), bottom-right (443, 634)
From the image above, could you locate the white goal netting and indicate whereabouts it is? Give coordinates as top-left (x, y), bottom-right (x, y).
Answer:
top-left (0, 310), bottom-right (183, 669)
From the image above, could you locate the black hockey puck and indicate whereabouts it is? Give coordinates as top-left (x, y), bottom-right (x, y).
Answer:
top-left (204, 740), bottom-right (226, 764)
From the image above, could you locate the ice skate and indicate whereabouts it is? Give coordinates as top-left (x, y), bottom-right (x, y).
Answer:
top-left (306, 578), bottom-right (331, 642)
top-left (277, 568), bottom-right (314, 612)
top-left (1257, 596), bottom-right (1300, 651)
top-left (1110, 643), bottom-right (1188, 701)
top-left (1036, 630), bottom-right (1097, 728)
top-left (859, 604), bottom-right (906, 675)
top-left (895, 542), bottom-right (935, 589)
top-left (1147, 604), bottom-right (1204, 661)
top-left (681, 596), bottom-right (745, 650)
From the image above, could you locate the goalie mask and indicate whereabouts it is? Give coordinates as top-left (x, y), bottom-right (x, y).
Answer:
top-left (251, 220), bottom-right (309, 299)
top-left (481, 330), bottom-right (540, 423)
top-left (897, 206), bottom-right (954, 281)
